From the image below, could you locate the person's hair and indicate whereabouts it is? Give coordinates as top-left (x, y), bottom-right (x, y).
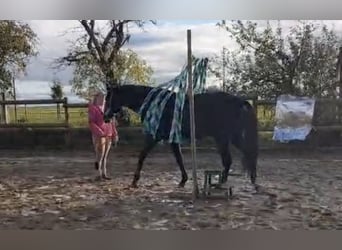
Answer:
top-left (91, 92), bottom-right (105, 105)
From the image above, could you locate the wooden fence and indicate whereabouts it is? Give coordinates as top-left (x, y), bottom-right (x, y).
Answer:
top-left (0, 96), bottom-right (342, 149)
top-left (0, 97), bottom-right (88, 128)
top-left (1, 96), bottom-right (342, 133)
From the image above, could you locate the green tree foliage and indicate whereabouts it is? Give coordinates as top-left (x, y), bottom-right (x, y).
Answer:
top-left (71, 48), bottom-right (153, 100)
top-left (57, 20), bottom-right (154, 100)
top-left (211, 20), bottom-right (341, 99)
top-left (50, 79), bottom-right (64, 120)
top-left (0, 21), bottom-right (38, 94)
top-left (50, 79), bottom-right (64, 100)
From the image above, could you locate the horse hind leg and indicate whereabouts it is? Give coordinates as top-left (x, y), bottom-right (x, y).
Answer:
top-left (244, 155), bottom-right (257, 185)
top-left (232, 136), bottom-right (257, 186)
top-left (170, 143), bottom-right (188, 188)
top-left (131, 134), bottom-right (158, 188)
top-left (215, 138), bottom-right (232, 184)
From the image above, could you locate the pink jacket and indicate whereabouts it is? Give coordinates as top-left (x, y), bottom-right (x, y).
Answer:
top-left (88, 103), bottom-right (118, 138)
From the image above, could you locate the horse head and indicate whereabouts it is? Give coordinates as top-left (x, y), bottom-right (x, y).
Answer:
top-left (104, 83), bottom-right (122, 123)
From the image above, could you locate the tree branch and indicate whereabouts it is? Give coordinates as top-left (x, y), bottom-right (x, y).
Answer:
top-left (102, 20), bottom-right (117, 53)
top-left (80, 20), bottom-right (105, 62)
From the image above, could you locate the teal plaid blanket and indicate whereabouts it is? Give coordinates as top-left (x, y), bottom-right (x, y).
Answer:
top-left (139, 57), bottom-right (208, 143)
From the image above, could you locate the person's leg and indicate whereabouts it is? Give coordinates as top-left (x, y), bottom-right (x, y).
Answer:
top-left (95, 137), bottom-right (106, 180)
top-left (92, 135), bottom-right (100, 170)
top-left (101, 137), bottom-right (113, 180)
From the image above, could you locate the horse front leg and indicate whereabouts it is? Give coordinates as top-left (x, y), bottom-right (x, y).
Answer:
top-left (131, 134), bottom-right (157, 188)
top-left (170, 143), bottom-right (188, 188)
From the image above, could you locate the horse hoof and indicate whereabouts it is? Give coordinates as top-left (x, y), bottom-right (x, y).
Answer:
top-left (178, 182), bottom-right (186, 188)
top-left (94, 176), bottom-right (102, 182)
top-left (254, 184), bottom-right (260, 192)
top-left (130, 183), bottom-right (139, 189)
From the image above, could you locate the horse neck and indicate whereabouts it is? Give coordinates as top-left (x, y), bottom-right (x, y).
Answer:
top-left (122, 85), bottom-right (153, 112)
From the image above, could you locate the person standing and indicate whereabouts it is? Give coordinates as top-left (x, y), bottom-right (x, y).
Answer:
top-left (88, 92), bottom-right (118, 180)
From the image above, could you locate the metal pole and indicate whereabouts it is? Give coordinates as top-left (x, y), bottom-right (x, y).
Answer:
top-left (13, 75), bottom-right (17, 122)
top-left (337, 47), bottom-right (342, 123)
top-left (187, 29), bottom-right (199, 201)
top-left (337, 47), bottom-right (342, 98)
top-left (222, 47), bottom-right (226, 92)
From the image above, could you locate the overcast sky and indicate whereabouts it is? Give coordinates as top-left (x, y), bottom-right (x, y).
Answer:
top-left (14, 20), bottom-right (342, 102)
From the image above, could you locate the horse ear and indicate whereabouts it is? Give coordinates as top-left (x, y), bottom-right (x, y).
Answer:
top-left (106, 79), bottom-right (114, 91)
top-left (106, 84), bottom-right (111, 92)
top-left (106, 79), bottom-right (121, 93)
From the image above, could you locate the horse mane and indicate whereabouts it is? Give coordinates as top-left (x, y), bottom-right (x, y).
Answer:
top-left (121, 84), bottom-right (153, 92)
top-left (117, 84), bottom-right (154, 112)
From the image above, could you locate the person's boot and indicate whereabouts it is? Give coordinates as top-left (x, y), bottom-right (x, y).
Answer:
top-left (102, 173), bottom-right (111, 180)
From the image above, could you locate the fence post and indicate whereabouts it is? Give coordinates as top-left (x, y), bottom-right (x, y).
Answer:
top-left (0, 92), bottom-right (7, 124)
top-left (63, 97), bottom-right (71, 148)
top-left (57, 100), bottom-right (61, 120)
top-left (63, 97), bottom-right (69, 126)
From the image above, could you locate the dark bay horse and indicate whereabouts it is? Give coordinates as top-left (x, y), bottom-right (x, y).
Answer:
top-left (104, 84), bottom-right (258, 189)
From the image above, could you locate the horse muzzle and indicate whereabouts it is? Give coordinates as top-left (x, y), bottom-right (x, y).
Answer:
top-left (103, 109), bottom-right (114, 123)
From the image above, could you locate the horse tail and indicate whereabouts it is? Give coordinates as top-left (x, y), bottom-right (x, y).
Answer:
top-left (240, 101), bottom-right (258, 153)
top-left (234, 100), bottom-right (259, 184)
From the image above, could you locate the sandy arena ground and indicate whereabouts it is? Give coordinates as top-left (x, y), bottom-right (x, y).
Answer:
top-left (0, 148), bottom-right (342, 230)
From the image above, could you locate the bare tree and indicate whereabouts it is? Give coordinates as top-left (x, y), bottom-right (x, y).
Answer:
top-left (57, 20), bottom-right (155, 88)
